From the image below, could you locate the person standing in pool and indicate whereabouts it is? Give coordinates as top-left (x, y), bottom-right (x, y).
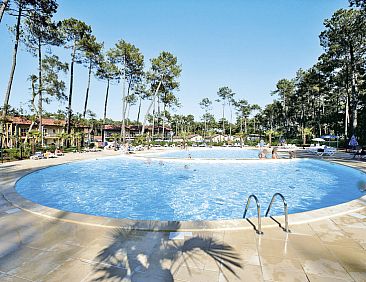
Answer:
top-left (258, 149), bottom-right (267, 159)
top-left (272, 147), bottom-right (279, 159)
top-left (289, 151), bottom-right (296, 159)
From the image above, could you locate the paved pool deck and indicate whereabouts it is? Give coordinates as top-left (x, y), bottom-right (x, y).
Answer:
top-left (0, 149), bottom-right (365, 281)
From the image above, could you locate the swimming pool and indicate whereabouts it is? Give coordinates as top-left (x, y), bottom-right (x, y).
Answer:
top-left (16, 156), bottom-right (366, 221)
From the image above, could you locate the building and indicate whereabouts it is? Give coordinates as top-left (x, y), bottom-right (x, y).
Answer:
top-left (204, 134), bottom-right (240, 144)
top-left (102, 124), bottom-right (173, 143)
top-left (187, 134), bottom-right (204, 142)
top-left (2, 116), bottom-right (66, 148)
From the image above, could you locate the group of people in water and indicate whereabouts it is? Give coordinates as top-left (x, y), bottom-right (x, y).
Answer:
top-left (258, 148), bottom-right (277, 159)
top-left (258, 147), bottom-right (296, 159)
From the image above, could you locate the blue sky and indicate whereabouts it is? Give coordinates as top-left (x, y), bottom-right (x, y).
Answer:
top-left (0, 0), bottom-right (348, 121)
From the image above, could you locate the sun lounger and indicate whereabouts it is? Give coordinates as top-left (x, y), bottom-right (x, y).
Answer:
top-left (46, 152), bottom-right (57, 158)
top-left (316, 147), bottom-right (336, 156)
top-left (307, 145), bottom-right (325, 154)
top-left (30, 152), bottom-right (45, 160)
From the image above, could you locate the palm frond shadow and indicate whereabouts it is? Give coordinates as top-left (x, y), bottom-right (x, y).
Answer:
top-left (169, 236), bottom-right (243, 278)
top-left (91, 222), bottom-right (243, 281)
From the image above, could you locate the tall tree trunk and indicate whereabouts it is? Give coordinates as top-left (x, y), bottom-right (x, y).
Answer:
top-left (345, 65), bottom-right (350, 137)
top-left (120, 74), bottom-right (126, 144)
top-left (222, 104), bottom-right (225, 141)
top-left (349, 45), bottom-right (358, 134)
top-left (152, 96), bottom-right (156, 139)
top-left (229, 102), bottom-right (232, 137)
top-left (121, 79), bottom-right (131, 143)
top-left (204, 113), bottom-right (207, 139)
top-left (103, 79), bottom-right (110, 122)
top-left (162, 104), bottom-right (166, 139)
top-left (37, 38), bottom-right (43, 146)
top-left (141, 80), bottom-right (162, 135)
top-left (66, 43), bottom-right (77, 140)
top-left (155, 96), bottom-right (160, 136)
top-left (83, 60), bottom-right (92, 118)
top-left (136, 96), bottom-right (142, 125)
top-left (126, 104), bottom-right (131, 126)
top-left (1, 3), bottom-right (22, 137)
top-left (0, 0), bottom-right (9, 23)
top-left (25, 79), bottom-right (38, 144)
top-left (345, 93), bottom-right (349, 137)
top-left (82, 60), bottom-right (92, 148)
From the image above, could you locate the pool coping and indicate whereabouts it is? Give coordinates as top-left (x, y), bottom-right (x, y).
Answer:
top-left (1, 151), bottom-right (366, 232)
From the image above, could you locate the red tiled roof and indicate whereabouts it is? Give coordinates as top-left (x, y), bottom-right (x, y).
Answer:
top-left (8, 116), bottom-right (65, 126)
top-left (9, 116), bottom-right (32, 125)
top-left (42, 118), bottom-right (65, 126)
top-left (104, 125), bottom-right (121, 130)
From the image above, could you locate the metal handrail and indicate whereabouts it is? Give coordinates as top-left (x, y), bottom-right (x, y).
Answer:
top-left (243, 194), bottom-right (263, 235)
top-left (265, 193), bottom-right (290, 232)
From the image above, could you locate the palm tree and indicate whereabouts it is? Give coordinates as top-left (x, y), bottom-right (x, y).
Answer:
top-left (302, 127), bottom-right (313, 145)
top-left (74, 132), bottom-right (82, 151)
top-left (56, 132), bottom-right (69, 148)
top-left (110, 133), bottom-right (120, 149)
top-left (134, 134), bottom-right (146, 146)
top-left (180, 131), bottom-right (188, 149)
top-left (265, 130), bottom-right (280, 146)
top-left (236, 131), bottom-right (246, 148)
top-left (27, 130), bottom-right (41, 154)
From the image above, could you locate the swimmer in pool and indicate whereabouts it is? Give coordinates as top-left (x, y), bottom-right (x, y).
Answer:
top-left (258, 149), bottom-right (267, 159)
top-left (272, 147), bottom-right (278, 159)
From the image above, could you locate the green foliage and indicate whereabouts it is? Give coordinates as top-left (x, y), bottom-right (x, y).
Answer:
top-left (2, 146), bottom-right (32, 161)
top-left (80, 35), bottom-right (103, 66)
top-left (107, 39), bottom-right (144, 87)
top-left (22, 1), bottom-right (61, 56)
top-left (147, 51), bottom-right (181, 93)
top-left (41, 55), bottom-right (68, 100)
top-left (59, 18), bottom-right (92, 47)
top-left (63, 146), bottom-right (77, 153)
top-left (96, 56), bottom-right (120, 82)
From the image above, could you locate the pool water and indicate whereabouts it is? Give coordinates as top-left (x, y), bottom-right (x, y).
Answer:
top-left (158, 148), bottom-right (262, 159)
top-left (16, 156), bottom-right (366, 221)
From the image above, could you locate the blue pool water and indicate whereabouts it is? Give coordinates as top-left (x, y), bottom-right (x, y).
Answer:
top-left (158, 148), bottom-right (261, 159)
top-left (16, 156), bottom-right (366, 221)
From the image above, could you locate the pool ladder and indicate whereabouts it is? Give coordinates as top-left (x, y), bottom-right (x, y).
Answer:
top-left (243, 193), bottom-right (290, 235)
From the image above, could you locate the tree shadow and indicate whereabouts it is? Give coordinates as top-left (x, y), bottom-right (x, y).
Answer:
top-left (91, 222), bottom-right (243, 281)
